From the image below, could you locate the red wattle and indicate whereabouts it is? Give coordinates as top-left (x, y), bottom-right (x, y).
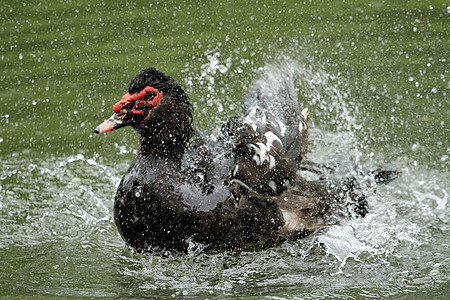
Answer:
top-left (113, 103), bottom-right (122, 113)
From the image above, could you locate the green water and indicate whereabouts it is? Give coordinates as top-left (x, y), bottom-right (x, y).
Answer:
top-left (1, 0), bottom-right (448, 298)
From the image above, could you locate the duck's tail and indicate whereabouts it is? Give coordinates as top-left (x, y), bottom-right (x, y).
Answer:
top-left (367, 167), bottom-right (401, 185)
top-left (274, 165), bottom-right (401, 238)
top-left (299, 159), bottom-right (401, 189)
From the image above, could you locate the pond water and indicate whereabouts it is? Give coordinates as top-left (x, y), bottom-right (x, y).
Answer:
top-left (1, 1), bottom-right (448, 298)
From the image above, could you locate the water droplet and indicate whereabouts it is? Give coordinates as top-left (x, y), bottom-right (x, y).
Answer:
top-left (429, 269), bottom-right (439, 277)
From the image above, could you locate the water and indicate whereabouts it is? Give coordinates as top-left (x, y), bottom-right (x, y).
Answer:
top-left (1, 1), bottom-right (448, 298)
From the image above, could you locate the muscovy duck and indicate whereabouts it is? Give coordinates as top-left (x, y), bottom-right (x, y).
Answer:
top-left (94, 67), bottom-right (396, 253)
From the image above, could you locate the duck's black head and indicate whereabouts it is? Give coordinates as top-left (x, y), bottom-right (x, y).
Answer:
top-left (95, 68), bottom-right (194, 158)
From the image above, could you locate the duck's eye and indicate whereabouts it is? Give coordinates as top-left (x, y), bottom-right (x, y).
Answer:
top-left (116, 109), bottom-right (127, 119)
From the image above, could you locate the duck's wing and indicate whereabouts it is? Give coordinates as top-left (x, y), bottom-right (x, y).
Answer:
top-left (220, 67), bottom-right (309, 196)
top-left (243, 66), bottom-right (308, 166)
top-left (220, 116), bottom-right (297, 196)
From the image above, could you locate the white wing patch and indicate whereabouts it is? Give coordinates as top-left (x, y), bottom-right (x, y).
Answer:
top-left (233, 164), bottom-right (239, 176)
top-left (276, 120), bottom-right (287, 136)
top-left (249, 142), bottom-right (276, 169)
top-left (243, 107), bottom-right (266, 132)
top-left (268, 155), bottom-right (276, 170)
top-left (264, 131), bottom-right (282, 148)
top-left (268, 180), bottom-right (277, 193)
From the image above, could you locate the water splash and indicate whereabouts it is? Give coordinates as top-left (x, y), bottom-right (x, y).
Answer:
top-left (0, 154), bottom-right (121, 248)
top-left (316, 225), bottom-right (374, 273)
top-left (264, 55), bottom-right (359, 134)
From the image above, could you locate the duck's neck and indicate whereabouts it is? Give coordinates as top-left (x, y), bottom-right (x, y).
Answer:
top-left (138, 136), bottom-right (185, 167)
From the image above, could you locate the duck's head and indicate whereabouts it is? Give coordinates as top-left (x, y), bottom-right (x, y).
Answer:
top-left (95, 68), bottom-right (194, 153)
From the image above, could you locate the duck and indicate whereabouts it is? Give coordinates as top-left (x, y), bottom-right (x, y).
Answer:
top-left (94, 67), bottom-right (398, 253)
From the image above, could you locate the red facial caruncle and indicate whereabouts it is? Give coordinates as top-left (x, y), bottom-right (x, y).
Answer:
top-left (113, 86), bottom-right (163, 117)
